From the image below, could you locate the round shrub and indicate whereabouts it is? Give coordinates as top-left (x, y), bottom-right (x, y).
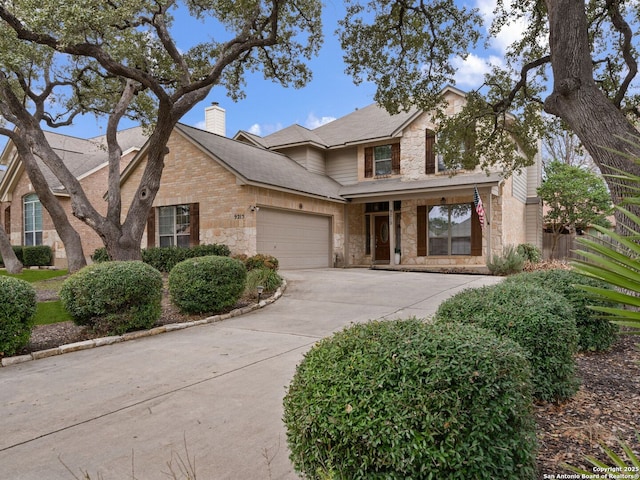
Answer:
top-left (504, 269), bottom-right (619, 351)
top-left (60, 261), bottom-right (162, 335)
top-left (168, 255), bottom-right (246, 314)
top-left (283, 319), bottom-right (537, 480)
top-left (435, 282), bottom-right (580, 402)
top-left (0, 276), bottom-right (37, 356)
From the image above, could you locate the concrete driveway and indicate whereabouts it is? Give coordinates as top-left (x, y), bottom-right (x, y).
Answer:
top-left (0, 269), bottom-right (501, 480)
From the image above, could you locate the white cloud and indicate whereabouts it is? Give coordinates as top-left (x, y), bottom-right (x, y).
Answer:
top-left (248, 123), bottom-right (262, 135)
top-left (452, 53), bottom-right (505, 89)
top-left (247, 122), bottom-right (283, 136)
top-left (194, 120), bottom-right (206, 130)
top-left (474, 0), bottom-right (528, 55)
top-left (304, 113), bottom-right (336, 130)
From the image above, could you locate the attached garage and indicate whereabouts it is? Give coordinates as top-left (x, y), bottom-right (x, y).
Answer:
top-left (257, 208), bottom-right (332, 269)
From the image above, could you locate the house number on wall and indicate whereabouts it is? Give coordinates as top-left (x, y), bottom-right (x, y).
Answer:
top-left (234, 214), bottom-right (245, 220)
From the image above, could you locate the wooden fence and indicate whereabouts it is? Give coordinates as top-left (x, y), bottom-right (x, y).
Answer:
top-left (542, 231), bottom-right (609, 261)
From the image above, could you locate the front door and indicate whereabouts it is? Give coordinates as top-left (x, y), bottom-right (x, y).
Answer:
top-left (374, 215), bottom-right (390, 263)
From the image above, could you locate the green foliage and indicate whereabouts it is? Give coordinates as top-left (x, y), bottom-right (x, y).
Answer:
top-left (434, 282), bottom-right (580, 402)
top-left (283, 319), bottom-right (537, 479)
top-left (562, 433), bottom-right (640, 476)
top-left (60, 261), bottom-right (162, 335)
top-left (517, 243), bottom-right (542, 263)
top-left (0, 276), bottom-right (37, 356)
top-left (538, 161), bottom-right (613, 233)
top-left (0, 268), bottom-right (67, 282)
top-left (92, 244), bottom-right (231, 272)
top-left (504, 269), bottom-right (619, 351)
top-left (487, 244), bottom-right (525, 276)
top-left (245, 268), bottom-right (282, 296)
top-left (168, 256), bottom-right (247, 314)
top-left (22, 245), bottom-right (52, 267)
top-left (0, 245), bottom-right (52, 267)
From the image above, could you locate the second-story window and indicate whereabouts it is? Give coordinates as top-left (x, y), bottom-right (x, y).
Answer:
top-left (365, 144), bottom-right (400, 178)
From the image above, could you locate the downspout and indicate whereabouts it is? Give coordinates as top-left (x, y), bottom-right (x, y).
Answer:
top-left (342, 202), bottom-right (349, 268)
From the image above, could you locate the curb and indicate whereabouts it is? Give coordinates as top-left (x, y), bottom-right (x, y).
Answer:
top-left (1, 280), bottom-right (287, 368)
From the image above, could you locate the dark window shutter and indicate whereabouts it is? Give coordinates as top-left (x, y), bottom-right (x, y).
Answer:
top-left (190, 202), bottom-right (200, 246)
top-left (391, 143), bottom-right (400, 175)
top-left (471, 206), bottom-right (482, 256)
top-left (147, 207), bottom-right (156, 248)
top-left (364, 147), bottom-right (373, 178)
top-left (417, 205), bottom-right (427, 256)
top-left (425, 130), bottom-right (436, 174)
top-left (4, 206), bottom-right (10, 233)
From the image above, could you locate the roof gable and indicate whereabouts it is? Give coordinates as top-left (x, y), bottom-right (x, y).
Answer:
top-left (172, 124), bottom-right (345, 202)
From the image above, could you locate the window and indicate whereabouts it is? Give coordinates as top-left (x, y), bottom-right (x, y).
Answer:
top-left (159, 205), bottom-right (191, 247)
top-left (428, 204), bottom-right (471, 255)
top-left (417, 203), bottom-right (482, 256)
top-left (23, 193), bottom-right (42, 246)
top-left (365, 144), bottom-right (400, 178)
top-left (425, 129), bottom-right (464, 174)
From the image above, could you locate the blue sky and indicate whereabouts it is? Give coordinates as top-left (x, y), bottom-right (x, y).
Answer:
top-left (1, 0), bottom-right (527, 149)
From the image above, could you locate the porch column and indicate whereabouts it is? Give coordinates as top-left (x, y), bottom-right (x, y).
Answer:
top-left (389, 201), bottom-right (396, 266)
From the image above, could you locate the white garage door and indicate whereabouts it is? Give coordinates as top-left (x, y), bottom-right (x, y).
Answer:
top-left (257, 208), bottom-right (331, 269)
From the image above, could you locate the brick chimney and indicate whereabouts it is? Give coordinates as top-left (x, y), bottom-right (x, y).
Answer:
top-left (204, 102), bottom-right (226, 136)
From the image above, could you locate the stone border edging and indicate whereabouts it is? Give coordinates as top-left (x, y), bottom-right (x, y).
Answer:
top-left (1, 279), bottom-right (287, 368)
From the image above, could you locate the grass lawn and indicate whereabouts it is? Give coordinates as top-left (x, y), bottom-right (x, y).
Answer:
top-left (35, 301), bottom-right (73, 325)
top-left (1, 269), bottom-right (71, 325)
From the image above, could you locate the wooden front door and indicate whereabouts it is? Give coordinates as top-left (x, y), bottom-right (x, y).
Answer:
top-left (374, 215), bottom-right (390, 263)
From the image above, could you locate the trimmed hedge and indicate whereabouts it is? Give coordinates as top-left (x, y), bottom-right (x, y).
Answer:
top-left (283, 319), bottom-right (537, 479)
top-left (60, 261), bottom-right (163, 335)
top-left (92, 244), bottom-right (231, 272)
top-left (435, 282), bottom-right (580, 402)
top-left (0, 245), bottom-right (52, 267)
top-left (0, 276), bottom-right (37, 356)
top-left (504, 269), bottom-right (620, 351)
top-left (168, 256), bottom-right (247, 314)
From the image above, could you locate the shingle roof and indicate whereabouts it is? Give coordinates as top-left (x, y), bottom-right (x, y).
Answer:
top-left (39, 126), bottom-right (147, 191)
top-left (259, 103), bottom-right (420, 149)
top-left (175, 124), bottom-right (345, 201)
top-left (339, 172), bottom-right (502, 199)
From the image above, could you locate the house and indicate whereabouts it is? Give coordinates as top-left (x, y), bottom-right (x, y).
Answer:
top-left (119, 87), bottom-right (543, 271)
top-left (0, 127), bottom-right (147, 267)
top-left (0, 87), bottom-right (542, 271)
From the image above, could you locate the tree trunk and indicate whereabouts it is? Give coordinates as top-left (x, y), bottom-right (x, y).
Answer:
top-left (0, 224), bottom-right (22, 273)
top-left (16, 144), bottom-right (87, 273)
top-left (544, 0), bottom-right (640, 231)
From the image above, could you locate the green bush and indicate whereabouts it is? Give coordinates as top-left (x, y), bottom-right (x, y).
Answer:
top-left (60, 261), bottom-right (163, 335)
top-left (487, 244), bottom-right (525, 275)
top-left (0, 276), bottom-right (37, 356)
top-left (504, 269), bottom-right (619, 351)
top-left (244, 254), bottom-right (279, 271)
top-left (168, 256), bottom-right (247, 314)
top-left (434, 282), bottom-right (580, 402)
top-left (283, 319), bottom-right (537, 480)
top-left (245, 268), bottom-right (282, 296)
top-left (91, 244), bottom-right (231, 272)
top-left (517, 243), bottom-right (542, 263)
top-left (22, 245), bottom-right (52, 267)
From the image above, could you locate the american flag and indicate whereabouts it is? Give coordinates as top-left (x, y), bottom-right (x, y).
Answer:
top-left (474, 186), bottom-right (486, 230)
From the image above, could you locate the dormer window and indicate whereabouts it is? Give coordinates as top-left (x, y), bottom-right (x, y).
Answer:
top-left (364, 144), bottom-right (400, 178)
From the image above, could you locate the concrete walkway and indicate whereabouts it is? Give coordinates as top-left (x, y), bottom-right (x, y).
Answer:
top-left (0, 269), bottom-right (501, 480)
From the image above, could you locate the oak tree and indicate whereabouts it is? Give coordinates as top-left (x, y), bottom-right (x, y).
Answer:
top-left (0, 0), bottom-right (322, 270)
top-left (339, 0), bottom-right (640, 228)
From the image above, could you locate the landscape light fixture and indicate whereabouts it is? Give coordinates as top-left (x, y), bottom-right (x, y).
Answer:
top-left (257, 285), bottom-right (264, 302)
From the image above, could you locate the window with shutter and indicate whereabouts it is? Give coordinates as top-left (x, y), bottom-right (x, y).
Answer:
top-left (425, 130), bottom-right (436, 174)
top-left (417, 203), bottom-right (481, 256)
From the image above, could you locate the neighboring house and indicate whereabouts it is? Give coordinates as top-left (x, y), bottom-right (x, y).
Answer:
top-left (119, 87), bottom-right (543, 271)
top-left (0, 127), bottom-right (147, 267)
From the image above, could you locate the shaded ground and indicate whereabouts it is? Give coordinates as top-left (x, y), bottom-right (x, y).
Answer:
top-left (16, 269), bottom-right (640, 477)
